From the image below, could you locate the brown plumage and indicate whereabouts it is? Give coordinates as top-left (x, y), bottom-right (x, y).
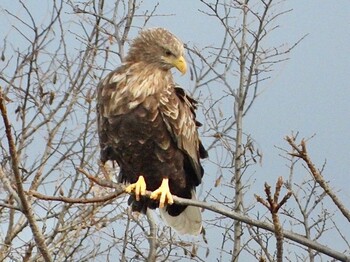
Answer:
top-left (97, 28), bottom-right (207, 235)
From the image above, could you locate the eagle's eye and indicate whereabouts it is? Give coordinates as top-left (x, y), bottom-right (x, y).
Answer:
top-left (165, 50), bottom-right (173, 56)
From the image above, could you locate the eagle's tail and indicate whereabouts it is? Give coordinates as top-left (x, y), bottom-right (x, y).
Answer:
top-left (159, 190), bottom-right (202, 235)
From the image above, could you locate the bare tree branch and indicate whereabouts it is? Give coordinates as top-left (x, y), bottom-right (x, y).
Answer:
top-left (29, 179), bottom-right (350, 262)
top-left (0, 89), bottom-right (53, 262)
top-left (286, 136), bottom-right (350, 223)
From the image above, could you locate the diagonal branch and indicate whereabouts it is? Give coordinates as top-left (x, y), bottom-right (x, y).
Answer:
top-left (286, 136), bottom-right (350, 223)
top-left (30, 170), bottom-right (350, 262)
top-left (174, 196), bottom-right (349, 262)
top-left (0, 89), bottom-right (53, 262)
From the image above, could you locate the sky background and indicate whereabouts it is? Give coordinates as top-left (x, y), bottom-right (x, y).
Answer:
top-left (246, 1), bottom-right (350, 195)
top-left (140, 0), bottom-right (350, 199)
top-left (1, 0), bottom-right (350, 260)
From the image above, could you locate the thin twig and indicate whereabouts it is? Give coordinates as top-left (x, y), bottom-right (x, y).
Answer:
top-left (0, 167), bottom-right (22, 206)
top-left (255, 177), bottom-right (292, 262)
top-left (30, 190), bottom-right (123, 204)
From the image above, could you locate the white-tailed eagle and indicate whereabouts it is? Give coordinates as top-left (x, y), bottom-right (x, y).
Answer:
top-left (97, 28), bottom-right (207, 235)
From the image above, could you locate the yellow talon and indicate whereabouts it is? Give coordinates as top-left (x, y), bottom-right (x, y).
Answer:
top-left (150, 178), bottom-right (174, 208)
top-left (125, 176), bottom-right (146, 201)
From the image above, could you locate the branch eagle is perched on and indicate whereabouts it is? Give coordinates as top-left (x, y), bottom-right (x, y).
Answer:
top-left (97, 28), bottom-right (208, 235)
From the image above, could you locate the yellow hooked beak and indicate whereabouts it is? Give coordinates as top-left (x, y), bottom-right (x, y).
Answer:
top-left (172, 55), bottom-right (187, 75)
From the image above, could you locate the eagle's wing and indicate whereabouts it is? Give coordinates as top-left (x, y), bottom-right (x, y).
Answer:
top-left (97, 67), bottom-right (130, 163)
top-left (160, 85), bottom-right (207, 185)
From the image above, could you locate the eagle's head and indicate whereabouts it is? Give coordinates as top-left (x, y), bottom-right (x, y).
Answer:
top-left (125, 28), bottom-right (187, 74)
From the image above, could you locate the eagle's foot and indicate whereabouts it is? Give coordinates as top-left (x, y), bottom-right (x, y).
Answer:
top-left (125, 175), bottom-right (146, 201)
top-left (150, 178), bottom-right (174, 208)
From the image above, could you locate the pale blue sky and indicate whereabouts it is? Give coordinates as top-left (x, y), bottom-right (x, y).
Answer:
top-left (245, 1), bottom-right (350, 191)
top-left (144, 1), bottom-right (350, 197)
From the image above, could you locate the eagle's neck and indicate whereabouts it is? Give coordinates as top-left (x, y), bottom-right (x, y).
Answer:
top-left (126, 62), bottom-right (173, 99)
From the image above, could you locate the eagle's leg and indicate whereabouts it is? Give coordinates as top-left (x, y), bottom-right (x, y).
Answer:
top-left (125, 175), bottom-right (146, 201)
top-left (150, 178), bottom-right (174, 208)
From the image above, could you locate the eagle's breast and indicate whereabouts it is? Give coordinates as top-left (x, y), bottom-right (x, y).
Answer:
top-left (100, 63), bottom-right (173, 118)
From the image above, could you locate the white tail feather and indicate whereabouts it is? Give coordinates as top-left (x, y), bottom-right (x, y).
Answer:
top-left (160, 190), bottom-right (202, 235)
